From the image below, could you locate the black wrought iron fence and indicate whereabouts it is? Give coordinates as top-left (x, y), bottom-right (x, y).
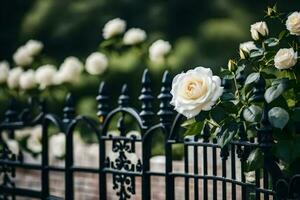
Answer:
top-left (0, 69), bottom-right (299, 200)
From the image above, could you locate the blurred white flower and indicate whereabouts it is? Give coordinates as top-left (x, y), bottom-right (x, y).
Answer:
top-left (19, 70), bottom-right (36, 90)
top-left (274, 48), bottom-right (298, 69)
top-left (244, 171), bottom-right (256, 183)
top-left (123, 28), bottom-right (147, 45)
top-left (31, 125), bottom-right (42, 140)
top-left (35, 64), bottom-right (57, 89)
top-left (286, 12), bottom-right (300, 36)
top-left (85, 52), bottom-right (108, 75)
top-left (13, 46), bottom-right (33, 66)
top-left (6, 139), bottom-right (19, 155)
top-left (15, 128), bottom-right (32, 141)
top-left (250, 21), bottom-right (269, 40)
top-left (24, 40), bottom-right (43, 56)
top-left (103, 18), bottom-right (126, 39)
top-left (7, 67), bottom-right (23, 89)
top-left (149, 40), bottom-right (171, 63)
top-left (0, 61), bottom-right (10, 84)
top-left (50, 133), bottom-right (66, 158)
top-left (56, 57), bottom-right (83, 84)
top-left (239, 41), bottom-right (258, 59)
top-left (27, 136), bottom-right (42, 153)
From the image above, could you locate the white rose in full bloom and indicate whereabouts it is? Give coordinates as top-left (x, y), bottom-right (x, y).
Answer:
top-left (7, 67), bottom-right (23, 89)
top-left (123, 28), bottom-right (147, 45)
top-left (170, 66), bottom-right (223, 119)
top-left (35, 64), bottom-right (57, 89)
top-left (50, 133), bottom-right (66, 158)
top-left (239, 41), bottom-right (258, 59)
top-left (103, 18), bottom-right (126, 39)
top-left (250, 21), bottom-right (269, 40)
top-left (286, 12), bottom-right (300, 36)
top-left (0, 61), bottom-right (10, 84)
top-left (85, 52), bottom-right (108, 75)
top-left (149, 40), bottom-right (171, 63)
top-left (56, 57), bottom-right (83, 84)
top-left (24, 40), bottom-right (43, 56)
top-left (6, 139), bottom-right (19, 155)
top-left (13, 46), bottom-right (33, 66)
top-left (274, 48), bottom-right (298, 69)
top-left (27, 136), bottom-right (42, 153)
top-left (19, 70), bottom-right (36, 90)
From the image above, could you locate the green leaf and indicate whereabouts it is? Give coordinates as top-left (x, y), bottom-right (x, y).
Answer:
top-left (217, 123), bottom-right (238, 148)
top-left (268, 107), bottom-right (290, 129)
top-left (264, 37), bottom-right (279, 47)
top-left (221, 92), bottom-right (235, 101)
top-left (181, 118), bottom-right (196, 128)
top-left (210, 106), bottom-right (226, 124)
top-left (243, 105), bottom-right (262, 123)
top-left (264, 78), bottom-right (289, 103)
top-left (246, 148), bottom-right (263, 172)
top-left (183, 121), bottom-right (205, 136)
top-left (278, 30), bottom-right (287, 40)
top-left (245, 73), bottom-right (260, 85)
top-left (220, 69), bottom-right (235, 79)
top-left (292, 107), bottom-right (300, 122)
top-left (250, 49), bottom-right (264, 58)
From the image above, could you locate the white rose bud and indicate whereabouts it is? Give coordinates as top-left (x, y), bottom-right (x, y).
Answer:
top-left (35, 64), bottom-right (57, 89)
top-left (0, 61), bottom-right (10, 84)
top-left (103, 18), bottom-right (126, 39)
top-left (170, 66), bottom-right (223, 119)
top-left (274, 48), bottom-right (298, 69)
top-left (13, 46), bottom-right (33, 66)
top-left (57, 56), bottom-right (83, 84)
top-left (50, 133), bottom-right (66, 158)
top-left (123, 28), bottom-right (147, 45)
top-left (286, 12), bottom-right (300, 36)
top-left (250, 21), bottom-right (269, 40)
top-left (239, 41), bottom-right (258, 59)
top-left (85, 52), bottom-right (108, 75)
top-left (19, 70), bottom-right (36, 90)
top-left (7, 67), bottom-right (23, 89)
top-left (149, 39), bottom-right (171, 63)
top-left (24, 40), bottom-right (44, 56)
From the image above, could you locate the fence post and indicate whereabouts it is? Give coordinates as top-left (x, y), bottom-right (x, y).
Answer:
top-left (63, 93), bottom-right (76, 200)
top-left (139, 69), bottom-right (154, 200)
top-left (157, 71), bottom-right (174, 200)
top-left (97, 81), bottom-right (109, 200)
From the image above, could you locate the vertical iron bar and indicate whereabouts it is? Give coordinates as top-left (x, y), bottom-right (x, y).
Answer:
top-left (203, 146), bottom-right (208, 200)
top-left (231, 144), bottom-right (236, 200)
top-left (193, 137), bottom-right (199, 200)
top-left (212, 146), bottom-right (217, 200)
top-left (41, 119), bottom-right (49, 199)
top-left (184, 143), bottom-right (189, 200)
top-left (263, 169), bottom-right (269, 200)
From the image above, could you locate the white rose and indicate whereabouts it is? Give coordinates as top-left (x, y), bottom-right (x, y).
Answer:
top-left (85, 52), bottom-right (108, 75)
top-left (13, 46), bottom-right (33, 66)
top-left (50, 133), bottom-right (66, 158)
top-left (123, 28), bottom-right (147, 45)
top-left (27, 136), bottom-right (42, 153)
top-left (170, 66), bottom-right (223, 119)
top-left (19, 70), bottom-right (36, 90)
top-left (31, 125), bottom-right (42, 140)
top-left (250, 21), bottom-right (269, 40)
top-left (286, 12), bottom-right (300, 36)
top-left (0, 61), bottom-right (10, 83)
top-left (56, 56), bottom-right (83, 84)
top-left (244, 171), bottom-right (256, 183)
top-left (149, 39), bottom-right (171, 63)
top-left (35, 64), bottom-right (57, 89)
top-left (274, 48), bottom-right (298, 69)
top-left (7, 67), bottom-right (23, 89)
top-left (239, 41), bottom-right (258, 59)
top-left (15, 128), bottom-right (32, 141)
top-left (24, 40), bottom-right (43, 56)
top-left (103, 18), bottom-right (126, 39)
top-left (6, 139), bottom-right (19, 155)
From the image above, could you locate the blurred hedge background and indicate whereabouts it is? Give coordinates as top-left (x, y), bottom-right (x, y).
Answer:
top-left (0, 0), bottom-right (300, 117)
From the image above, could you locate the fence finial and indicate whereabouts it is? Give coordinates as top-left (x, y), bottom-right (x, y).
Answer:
top-left (139, 69), bottom-right (154, 127)
top-left (4, 98), bottom-right (17, 123)
top-left (118, 84), bottom-right (129, 107)
top-left (63, 93), bottom-right (75, 121)
top-left (97, 81), bottom-right (109, 123)
top-left (157, 70), bottom-right (173, 126)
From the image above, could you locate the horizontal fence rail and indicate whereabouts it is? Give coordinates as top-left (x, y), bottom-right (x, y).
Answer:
top-left (0, 69), bottom-right (300, 200)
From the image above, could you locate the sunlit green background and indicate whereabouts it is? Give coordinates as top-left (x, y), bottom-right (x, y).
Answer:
top-left (0, 0), bottom-right (300, 117)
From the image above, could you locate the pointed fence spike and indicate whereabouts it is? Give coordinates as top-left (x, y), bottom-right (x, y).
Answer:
top-left (118, 84), bottom-right (129, 107)
top-left (157, 70), bottom-right (173, 126)
top-left (139, 69), bottom-right (154, 127)
top-left (63, 93), bottom-right (75, 120)
top-left (96, 81), bottom-right (109, 123)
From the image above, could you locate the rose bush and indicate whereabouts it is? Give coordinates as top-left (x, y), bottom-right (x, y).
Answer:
top-left (174, 5), bottom-right (300, 177)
